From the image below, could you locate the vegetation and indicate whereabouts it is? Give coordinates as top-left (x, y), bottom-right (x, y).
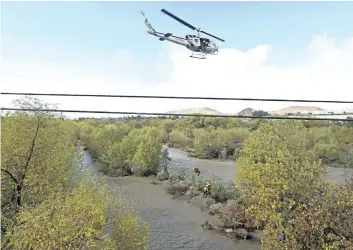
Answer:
top-left (3, 96), bottom-right (352, 249)
top-left (236, 121), bottom-right (353, 249)
top-left (77, 120), bottom-right (166, 177)
top-left (161, 120), bottom-right (353, 248)
top-left (75, 112), bottom-right (352, 248)
top-left (77, 114), bottom-right (353, 167)
top-left (252, 110), bottom-right (270, 117)
top-left (1, 97), bottom-right (150, 249)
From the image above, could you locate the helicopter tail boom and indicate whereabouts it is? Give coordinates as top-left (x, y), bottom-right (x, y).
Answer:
top-left (141, 10), bottom-right (186, 45)
top-left (159, 33), bottom-right (172, 41)
top-left (147, 31), bottom-right (188, 46)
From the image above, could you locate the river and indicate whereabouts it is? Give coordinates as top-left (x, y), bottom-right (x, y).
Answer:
top-left (80, 147), bottom-right (352, 250)
top-left (167, 147), bottom-right (353, 185)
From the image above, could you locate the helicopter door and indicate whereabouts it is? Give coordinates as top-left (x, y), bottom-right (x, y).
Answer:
top-left (193, 38), bottom-right (200, 47)
top-left (187, 37), bottom-right (200, 47)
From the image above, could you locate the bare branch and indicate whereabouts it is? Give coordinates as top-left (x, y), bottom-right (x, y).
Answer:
top-left (21, 117), bottom-right (41, 184)
top-left (1, 168), bottom-right (18, 184)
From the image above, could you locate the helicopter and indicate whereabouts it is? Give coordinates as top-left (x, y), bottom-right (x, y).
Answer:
top-left (141, 9), bottom-right (225, 59)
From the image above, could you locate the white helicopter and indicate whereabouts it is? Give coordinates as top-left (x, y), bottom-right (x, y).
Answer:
top-left (141, 9), bottom-right (225, 59)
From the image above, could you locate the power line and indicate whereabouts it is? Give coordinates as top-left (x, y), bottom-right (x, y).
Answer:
top-left (1, 108), bottom-right (352, 122)
top-left (1, 92), bottom-right (353, 104)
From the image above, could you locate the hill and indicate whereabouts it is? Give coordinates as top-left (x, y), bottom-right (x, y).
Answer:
top-left (168, 107), bottom-right (224, 115)
top-left (237, 107), bottom-right (255, 116)
top-left (167, 106), bottom-right (331, 117)
top-left (271, 106), bottom-right (325, 115)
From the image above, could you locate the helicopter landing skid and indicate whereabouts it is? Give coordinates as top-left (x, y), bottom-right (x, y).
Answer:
top-left (189, 52), bottom-right (206, 59)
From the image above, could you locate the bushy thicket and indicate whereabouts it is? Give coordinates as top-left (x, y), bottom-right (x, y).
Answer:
top-left (236, 121), bottom-right (353, 249)
top-left (78, 115), bottom-right (353, 167)
top-left (1, 97), bottom-right (150, 249)
top-left (78, 120), bottom-right (166, 176)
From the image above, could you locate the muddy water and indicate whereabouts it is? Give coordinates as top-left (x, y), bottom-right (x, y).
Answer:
top-left (108, 177), bottom-right (260, 250)
top-left (81, 147), bottom-right (352, 250)
top-left (81, 150), bottom-right (260, 250)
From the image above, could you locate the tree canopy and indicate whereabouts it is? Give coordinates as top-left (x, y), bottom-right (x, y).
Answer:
top-left (1, 97), bottom-right (150, 249)
top-left (236, 120), bottom-right (353, 249)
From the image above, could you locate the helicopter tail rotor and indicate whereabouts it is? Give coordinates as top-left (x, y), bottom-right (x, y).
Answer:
top-left (141, 10), bottom-right (156, 33)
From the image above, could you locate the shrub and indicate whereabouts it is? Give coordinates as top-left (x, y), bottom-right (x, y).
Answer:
top-left (165, 181), bottom-right (189, 196)
top-left (157, 171), bottom-right (169, 181)
top-left (265, 183), bottom-right (353, 250)
top-left (218, 201), bottom-right (257, 230)
top-left (168, 169), bottom-right (187, 183)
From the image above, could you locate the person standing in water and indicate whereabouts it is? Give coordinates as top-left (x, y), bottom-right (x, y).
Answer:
top-left (193, 167), bottom-right (201, 176)
top-left (203, 181), bottom-right (211, 197)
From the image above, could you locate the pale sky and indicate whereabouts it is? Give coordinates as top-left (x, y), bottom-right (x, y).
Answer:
top-left (1, 2), bottom-right (353, 118)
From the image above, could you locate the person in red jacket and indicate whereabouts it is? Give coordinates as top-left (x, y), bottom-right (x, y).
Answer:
top-left (193, 167), bottom-right (201, 176)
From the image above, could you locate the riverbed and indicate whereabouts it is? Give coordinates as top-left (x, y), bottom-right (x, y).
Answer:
top-left (80, 147), bottom-right (352, 250)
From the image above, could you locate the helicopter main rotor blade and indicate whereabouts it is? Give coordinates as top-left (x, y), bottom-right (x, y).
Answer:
top-left (200, 30), bottom-right (225, 42)
top-left (161, 9), bottom-right (197, 31)
top-left (161, 9), bottom-right (226, 42)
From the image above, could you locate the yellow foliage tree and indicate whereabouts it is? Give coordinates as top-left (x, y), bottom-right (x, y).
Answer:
top-left (280, 182), bottom-right (353, 250)
top-left (1, 97), bottom-right (150, 249)
top-left (236, 121), bottom-right (329, 248)
top-left (5, 176), bottom-right (150, 250)
top-left (1, 99), bottom-right (78, 234)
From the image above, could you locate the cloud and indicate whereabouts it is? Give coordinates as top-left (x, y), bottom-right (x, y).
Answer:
top-left (111, 47), bottom-right (175, 83)
top-left (1, 34), bottom-right (353, 118)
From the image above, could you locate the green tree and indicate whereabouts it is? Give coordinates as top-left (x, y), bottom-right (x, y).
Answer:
top-left (160, 119), bottom-right (174, 133)
top-left (193, 129), bottom-right (219, 158)
top-left (249, 119), bottom-right (266, 131)
top-left (309, 126), bottom-right (353, 166)
top-left (5, 176), bottom-right (150, 250)
top-left (236, 121), bottom-right (328, 248)
top-left (132, 138), bottom-right (162, 176)
top-left (1, 97), bottom-right (151, 249)
top-left (252, 110), bottom-right (270, 117)
top-left (144, 126), bottom-right (166, 144)
top-left (1, 98), bottom-right (78, 236)
top-left (226, 119), bottom-right (240, 129)
top-left (169, 130), bottom-right (189, 148)
top-left (100, 138), bottom-right (137, 176)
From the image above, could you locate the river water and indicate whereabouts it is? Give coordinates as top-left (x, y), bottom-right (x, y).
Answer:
top-left (80, 147), bottom-right (352, 250)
